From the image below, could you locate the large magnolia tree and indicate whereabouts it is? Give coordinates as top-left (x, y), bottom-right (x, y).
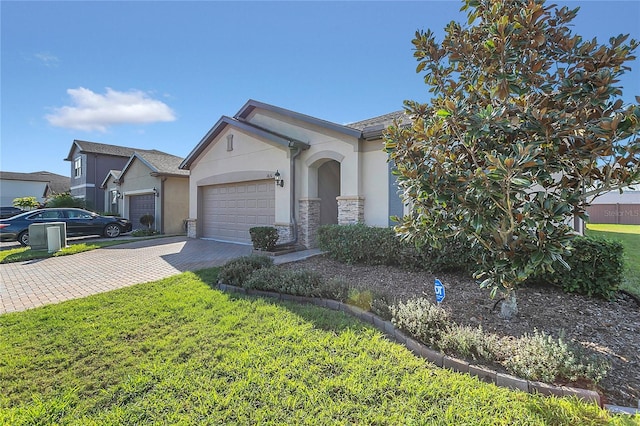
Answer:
top-left (385, 0), bottom-right (640, 318)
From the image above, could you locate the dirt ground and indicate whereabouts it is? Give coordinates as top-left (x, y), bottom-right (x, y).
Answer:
top-left (280, 255), bottom-right (640, 408)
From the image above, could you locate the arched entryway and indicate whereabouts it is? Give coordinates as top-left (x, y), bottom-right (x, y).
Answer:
top-left (318, 160), bottom-right (340, 225)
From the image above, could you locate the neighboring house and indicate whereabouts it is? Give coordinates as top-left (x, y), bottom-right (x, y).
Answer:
top-left (0, 171), bottom-right (70, 206)
top-left (179, 99), bottom-right (409, 247)
top-left (101, 151), bottom-right (189, 234)
top-left (587, 189), bottom-right (640, 225)
top-left (64, 140), bottom-right (172, 212)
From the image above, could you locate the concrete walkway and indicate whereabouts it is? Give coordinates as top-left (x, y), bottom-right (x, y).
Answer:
top-left (0, 236), bottom-right (322, 314)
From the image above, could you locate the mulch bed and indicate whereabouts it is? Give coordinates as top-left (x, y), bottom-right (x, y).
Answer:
top-left (280, 255), bottom-right (640, 408)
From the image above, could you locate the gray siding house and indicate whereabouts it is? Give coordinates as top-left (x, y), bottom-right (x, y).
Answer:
top-left (64, 140), bottom-right (170, 212)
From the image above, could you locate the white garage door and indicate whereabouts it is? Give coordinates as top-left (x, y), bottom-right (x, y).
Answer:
top-left (202, 180), bottom-right (275, 244)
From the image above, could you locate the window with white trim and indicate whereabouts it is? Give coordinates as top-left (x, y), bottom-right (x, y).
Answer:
top-left (74, 157), bottom-right (82, 178)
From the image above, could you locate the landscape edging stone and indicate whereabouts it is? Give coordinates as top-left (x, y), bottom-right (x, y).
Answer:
top-left (217, 282), bottom-right (604, 408)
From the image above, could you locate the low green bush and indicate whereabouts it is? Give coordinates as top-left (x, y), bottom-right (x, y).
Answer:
top-left (438, 325), bottom-right (499, 362)
top-left (502, 330), bottom-right (610, 384)
top-left (319, 277), bottom-right (351, 302)
top-left (317, 224), bottom-right (478, 273)
top-left (317, 224), bottom-right (401, 265)
top-left (131, 228), bottom-right (159, 237)
top-left (249, 226), bottom-right (279, 251)
top-left (218, 255), bottom-right (274, 286)
top-left (531, 236), bottom-right (624, 300)
top-left (390, 298), bottom-right (451, 347)
top-left (244, 268), bottom-right (324, 297)
top-left (390, 299), bottom-right (607, 385)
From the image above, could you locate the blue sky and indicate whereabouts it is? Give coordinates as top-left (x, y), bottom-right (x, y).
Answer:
top-left (2, 1), bottom-right (639, 178)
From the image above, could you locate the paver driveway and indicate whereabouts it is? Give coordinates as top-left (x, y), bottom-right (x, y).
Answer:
top-left (0, 236), bottom-right (317, 314)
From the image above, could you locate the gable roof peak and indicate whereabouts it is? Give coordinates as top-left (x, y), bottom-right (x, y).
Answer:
top-left (65, 139), bottom-right (171, 161)
top-left (234, 99), bottom-right (362, 139)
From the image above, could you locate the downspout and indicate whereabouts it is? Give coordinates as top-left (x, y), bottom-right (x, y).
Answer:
top-left (276, 142), bottom-right (302, 247)
top-left (160, 177), bottom-right (167, 233)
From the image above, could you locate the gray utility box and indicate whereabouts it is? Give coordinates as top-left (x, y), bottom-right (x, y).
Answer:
top-left (28, 222), bottom-right (67, 251)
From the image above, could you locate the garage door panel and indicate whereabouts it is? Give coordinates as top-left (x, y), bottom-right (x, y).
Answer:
top-left (202, 180), bottom-right (275, 244)
top-left (129, 194), bottom-right (156, 230)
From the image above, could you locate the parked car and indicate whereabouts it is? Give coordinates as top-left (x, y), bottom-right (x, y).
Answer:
top-left (0, 208), bottom-right (132, 246)
top-left (0, 206), bottom-right (25, 219)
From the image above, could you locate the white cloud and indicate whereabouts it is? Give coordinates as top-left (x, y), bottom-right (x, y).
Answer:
top-left (46, 87), bottom-right (177, 132)
top-left (34, 52), bottom-right (60, 68)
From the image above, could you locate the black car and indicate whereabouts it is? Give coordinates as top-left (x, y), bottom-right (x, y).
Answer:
top-left (0, 206), bottom-right (25, 219)
top-left (0, 208), bottom-right (132, 246)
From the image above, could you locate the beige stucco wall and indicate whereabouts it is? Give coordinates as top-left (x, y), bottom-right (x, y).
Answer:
top-left (120, 160), bottom-right (159, 223)
top-left (362, 146), bottom-right (390, 226)
top-left (187, 126), bottom-right (290, 224)
top-left (187, 108), bottom-right (394, 235)
top-left (248, 109), bottom-right (363, 200)
top-left (162, 177), bottom-right (189, 234)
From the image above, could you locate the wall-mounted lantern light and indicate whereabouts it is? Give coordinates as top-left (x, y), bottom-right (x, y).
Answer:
top-left (153, 187), bottom-right (160, 197)
top-left (274, 170), bottom-right (284, 187)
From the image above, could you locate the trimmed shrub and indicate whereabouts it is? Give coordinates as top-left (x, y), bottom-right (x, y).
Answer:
top-left (317, 224), bottom-right (479, 273)
top-left (244, 268), bottom-right (324, 297)
top-left (218, 255), bottom-right (274, 286)
top-left (390, 298), bottom-right (451, 347)
top-left (438, 325), bottom-right (499, 362)
top-left (140, 214), bottom-right (155, 229)
top-left (249, 227), bottom-right (279, 251)
top-left (417, 237), bottom-right (482, 273)
top-left (502, 330), bottom-right (610, 384)
top-left (531, 236), bottom-right (624, 300)
top-left (318, 224), bottom-right (401, 265)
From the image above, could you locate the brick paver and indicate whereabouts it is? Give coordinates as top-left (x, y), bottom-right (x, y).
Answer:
top-left (0, 237), bottom-right (259, 314)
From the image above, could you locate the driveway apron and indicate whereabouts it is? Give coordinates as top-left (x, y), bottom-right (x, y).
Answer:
top-left (0, 237), bottom-right (255, 314)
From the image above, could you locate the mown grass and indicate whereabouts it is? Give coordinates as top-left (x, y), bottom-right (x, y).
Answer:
top-left (0, 236), bottom-right (169, 264)
top-left (586, 224), bottom-right (640, 297)
top-left (1, 269), bottom-right (634, 425)
top-left (0, 240), bottom-right (132, 264)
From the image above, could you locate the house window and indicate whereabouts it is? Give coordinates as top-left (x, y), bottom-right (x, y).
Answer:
top-left (227, 134), bottom-right (234, 151)
top-left (74, 157), bottom-right (82, 178)
top-left (110, 190), bottom-right (120, 214)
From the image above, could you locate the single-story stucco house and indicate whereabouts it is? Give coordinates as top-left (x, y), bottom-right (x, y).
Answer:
top-left (179, 99), bottom-right (409, 248)
top-left (0, 171), bottom-right (70, 206)
top-left (101, 151), bottom-right (189, 234)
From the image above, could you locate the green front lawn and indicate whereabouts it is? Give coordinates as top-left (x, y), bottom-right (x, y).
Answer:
top-left (0, 236), bottom-right (169, 264)
top-left (586, 224), bottom-right (640, 297)
top-left (0, 269), bottom-right (630, 425)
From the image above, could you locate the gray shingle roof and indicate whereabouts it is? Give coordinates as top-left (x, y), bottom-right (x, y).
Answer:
top-left (134, 151), bottom-right (189, 176)
top-left (345, 110), bottom-right (412, 141)
top-left (65, 140), bottom-right (169, 161)
top-left (346, 110), bottom-right (410, 131)
top-left (0, 171), bottom-right (70, 194)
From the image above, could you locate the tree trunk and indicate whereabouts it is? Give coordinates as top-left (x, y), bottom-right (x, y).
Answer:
top-left (500, 291), bottom-right (518, 320)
